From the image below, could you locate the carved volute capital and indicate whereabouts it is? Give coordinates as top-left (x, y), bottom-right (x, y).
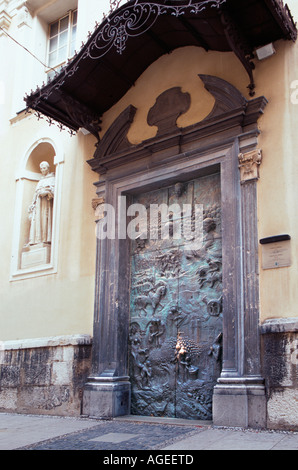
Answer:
top-left (238, 149), bottom-right (262, 183)
top-left (92, 197), bottom-right (105, 211)
top-left (92, 197), bottom-right (106, 223)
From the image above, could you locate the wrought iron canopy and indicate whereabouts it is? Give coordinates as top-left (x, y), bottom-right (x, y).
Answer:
top-left (25, 0), bottom-right (297, 136)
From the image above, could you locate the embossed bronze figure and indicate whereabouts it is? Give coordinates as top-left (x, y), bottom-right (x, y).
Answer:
top-left (129, 174), bottom-right (223, 419)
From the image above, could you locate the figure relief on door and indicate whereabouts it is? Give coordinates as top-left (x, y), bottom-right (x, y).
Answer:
top-left (129, 173), bottom-right (223, 420)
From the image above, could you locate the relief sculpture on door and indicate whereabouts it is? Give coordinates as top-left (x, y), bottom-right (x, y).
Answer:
top-left (129, 173), bottom-right (223, 420)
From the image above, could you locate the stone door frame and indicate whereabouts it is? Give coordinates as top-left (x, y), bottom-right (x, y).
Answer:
top-left (83, 75), bottom-right (268, 428)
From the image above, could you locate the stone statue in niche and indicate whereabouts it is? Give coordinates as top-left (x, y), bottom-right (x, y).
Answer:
top-left (28, 161), bottom-right (55, 245)
top-left (21, 161), bottom-right (55, 268)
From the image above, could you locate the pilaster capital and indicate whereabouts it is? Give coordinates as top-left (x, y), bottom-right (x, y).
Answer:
top-left (92, 197), bottom-right (105, 212)
top-left (238, 148), bottom-right (262, 183)
top-left (92, 197), bottom-right (106, 225)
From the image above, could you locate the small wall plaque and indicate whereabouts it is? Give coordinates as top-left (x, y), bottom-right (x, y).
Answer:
top-left (261, 238), bottom-right (291, 270)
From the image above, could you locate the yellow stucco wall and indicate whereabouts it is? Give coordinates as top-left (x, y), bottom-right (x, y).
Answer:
top-left (1, 2), bottom-right (298, 341)
top-left (100, 37), bottom-right (298, 323)
top-left (100, 47), bottom-right (249, 143)
top-left (257, 37), bottom-right (298, 321)
top-left (0, 115), bottom-right (97, 340)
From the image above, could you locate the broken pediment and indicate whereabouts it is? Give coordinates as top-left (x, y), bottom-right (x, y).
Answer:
top-left (87, 75), bottom-right (267, 174)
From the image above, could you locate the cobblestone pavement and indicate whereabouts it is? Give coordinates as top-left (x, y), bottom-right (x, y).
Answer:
top-left (18, 420), bottom-right (202, 451)
top-left (1, 413), bottom-right (298, 452)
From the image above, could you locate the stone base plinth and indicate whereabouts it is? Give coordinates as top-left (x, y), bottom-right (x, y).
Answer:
top-left (213, 378), bottom-right (267, 429)
top-left (83, 376), bottom-right (131, 419)
top-left (261, 318), bottom-right (298, 431)
top-left (0, 335), bottom-right (92, 416)
top-left (21, 243), bottom-right (51, 269)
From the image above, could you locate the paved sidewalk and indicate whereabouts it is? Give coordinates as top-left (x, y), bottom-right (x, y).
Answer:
top-left (0, 412), bottom-right (297, 451)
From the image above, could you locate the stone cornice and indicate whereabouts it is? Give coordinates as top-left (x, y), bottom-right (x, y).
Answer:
top-left (0, 0), bottom-right (12, 33)
top-left (0, 334), bottom-right (92, 351)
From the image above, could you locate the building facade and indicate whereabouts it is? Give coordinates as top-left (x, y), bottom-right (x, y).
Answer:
top-left (0, 0), bottom-right (297, 431)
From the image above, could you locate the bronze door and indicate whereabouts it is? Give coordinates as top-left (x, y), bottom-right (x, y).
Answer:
top-left (128, 173), bottom-right (223, 420)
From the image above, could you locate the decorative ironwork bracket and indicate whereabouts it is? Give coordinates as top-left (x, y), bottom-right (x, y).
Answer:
top-left (58, 92), bottom-right (102, 140)
top-left (26, 90), bottom-right (102, 140)
top-left (219, 8), bottom-right (256, 96)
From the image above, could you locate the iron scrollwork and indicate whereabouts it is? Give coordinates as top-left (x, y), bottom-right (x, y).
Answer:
top-left (82, 1), bottom-right (227, 59)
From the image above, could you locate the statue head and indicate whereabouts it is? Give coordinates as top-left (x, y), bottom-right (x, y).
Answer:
top-left (203, 217), bottom-right (216, 233)
top-left (40, 161), bottom-right (50, 176)
top-left (174, 182), bottom-right (185, 197)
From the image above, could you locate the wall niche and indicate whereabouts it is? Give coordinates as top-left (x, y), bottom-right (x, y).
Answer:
top-left (11, 138), bottom-right (64, 280)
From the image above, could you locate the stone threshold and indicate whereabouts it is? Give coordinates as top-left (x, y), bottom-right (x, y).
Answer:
top-left (113, 415), bottom-right (212, 427)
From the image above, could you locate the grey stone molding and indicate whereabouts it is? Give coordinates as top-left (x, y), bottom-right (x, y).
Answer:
top-left (1, 334), bottom-right (92, 350)
top-left (260, 317), bottom-right (298, 334)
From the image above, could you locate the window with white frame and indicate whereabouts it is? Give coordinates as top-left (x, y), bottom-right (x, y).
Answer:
top-left (47, 10), bottom-right (77, 79)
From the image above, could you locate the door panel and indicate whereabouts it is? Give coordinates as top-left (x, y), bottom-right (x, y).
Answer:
top-left (129, 173), bottom-right (222, 420)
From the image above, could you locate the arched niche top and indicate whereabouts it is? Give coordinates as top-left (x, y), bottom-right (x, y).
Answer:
top-left (26, 142), bottom-right (56, 175)
top-left (16, 137), bottom-right (64, 181)
top-left (11, 136), bottom-right (65, 280)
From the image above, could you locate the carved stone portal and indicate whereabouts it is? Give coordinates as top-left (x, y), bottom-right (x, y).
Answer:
top-left (129, 174), bottom-right (223, 420)
top-left (83, 77), bottom-right (267, 427)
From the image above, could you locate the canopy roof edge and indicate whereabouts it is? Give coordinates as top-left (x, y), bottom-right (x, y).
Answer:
top-left (25, 0), bottom-right (297, 136)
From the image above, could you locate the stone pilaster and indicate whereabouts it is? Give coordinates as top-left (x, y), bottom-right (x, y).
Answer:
top-left (83, 192), bottom-right (131, 418)
top-left (213, 147), bottom-right (266, 429)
